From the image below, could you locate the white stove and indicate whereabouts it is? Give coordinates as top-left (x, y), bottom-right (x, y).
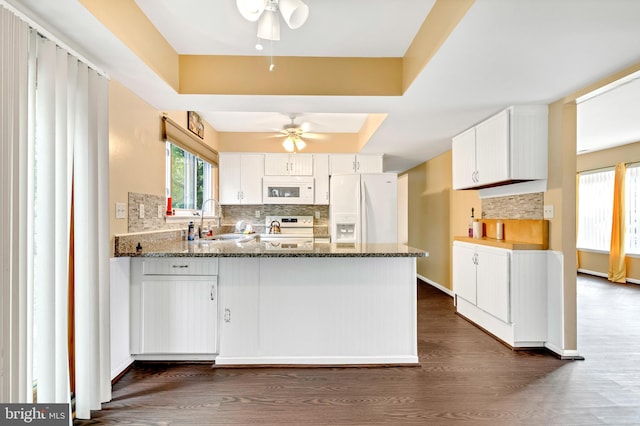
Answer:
top-left (260, 215), bottom-right (314, 248)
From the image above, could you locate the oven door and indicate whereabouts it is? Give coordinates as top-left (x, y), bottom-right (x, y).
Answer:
top-left (260, 237), bottom-right (314, 251)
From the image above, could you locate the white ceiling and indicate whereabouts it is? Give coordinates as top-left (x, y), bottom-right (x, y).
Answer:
top-left (7, 0), bottom-right (640, 172)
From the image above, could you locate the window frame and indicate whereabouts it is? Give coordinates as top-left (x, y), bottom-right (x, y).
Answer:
top-left (577, 167), bottom-right (615, 252)
top-left (576, 163), bottom-right (640, 257)
top-left (625, 163), bottom-right (640, 255)
top-left (166, 141), bottom-right (214, 215)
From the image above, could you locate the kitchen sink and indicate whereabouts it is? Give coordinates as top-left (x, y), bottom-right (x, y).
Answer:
top-left (203, 233), bottom-right (257, 242)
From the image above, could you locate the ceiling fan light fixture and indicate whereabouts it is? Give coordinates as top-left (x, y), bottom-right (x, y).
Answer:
top-left (282, 136), bottom-right (295, 152)
top-left (257, 9), bottom-right (280, 41)
top-left (294, 138), bottom-right (306, 151)
top-left (278, 0), bottom-right (309, 29)
top-left (236, 0), bottom-right (267, 21)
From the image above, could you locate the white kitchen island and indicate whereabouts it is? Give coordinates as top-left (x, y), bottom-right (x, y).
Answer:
top-left (122, 238), bottom-right (427, 366)
top-left (218, 256), bottom-right (419, 365)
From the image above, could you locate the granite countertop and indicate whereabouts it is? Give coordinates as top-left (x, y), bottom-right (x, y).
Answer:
top-left (116, 237), bottom-right (428, 258)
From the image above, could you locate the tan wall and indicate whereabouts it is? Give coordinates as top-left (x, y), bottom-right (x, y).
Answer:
top-left (218, 132), bottom-right (359, 153)
top-left (405, 151), bottom-right (479, 290)
top-left (108, 81), bottom-right (219, 255)
top-left (577, 140), bottom-right (640, 280)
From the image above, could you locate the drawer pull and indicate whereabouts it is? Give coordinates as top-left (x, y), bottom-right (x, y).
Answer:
top-left (172, 264), bottom-right (189, 269)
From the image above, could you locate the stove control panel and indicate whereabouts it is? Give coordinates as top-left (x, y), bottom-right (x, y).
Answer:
top-left (265, 216), bottom-right (314, 228)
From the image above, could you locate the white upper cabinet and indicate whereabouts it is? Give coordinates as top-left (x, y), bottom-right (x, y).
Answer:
top-left (329, 154), bottom-right (383, 174)
top-left (452, 127), bottom-right (476, 190)
top-left (452, 105), bottom-right (548, 190)
top-left (264, 153), bottom-right (313, 176)
top-left (219, 153), bottom-right (264, 204)
top-left (313, 154), bottom-right (330, 205)
top-left (475, 109), bottom-right (510, 187)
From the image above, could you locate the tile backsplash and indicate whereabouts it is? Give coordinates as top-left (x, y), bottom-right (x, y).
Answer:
top-left (481, 192), bottom-right (543, 219)
top-left (221, 205), bottom-right (329, 227)
top-left (126, 192), bottom-right (329, 234)
top-left (128, 192), bottom-right (175, 233)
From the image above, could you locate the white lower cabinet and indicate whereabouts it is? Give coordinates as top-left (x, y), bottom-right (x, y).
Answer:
top-left (453, 241), bottom-right (547, 347)
top-left (130, 258), bottom-right (219, 358)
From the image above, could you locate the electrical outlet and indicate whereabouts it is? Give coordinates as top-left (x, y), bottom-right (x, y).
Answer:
top-left (543, 205), bottom-right (554, 219)
top-left (139, 203), bottom-right (145, 219)
top-left (315, 211), bottom-right (320, 219)
top-left (115, 202), bottom-right (126, 219)
top-left (255, 210), bottom-right (260, 218)
top-left (157, 205), bottom-right (163, 218)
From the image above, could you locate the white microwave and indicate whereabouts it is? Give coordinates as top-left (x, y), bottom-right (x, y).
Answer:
top-left (263, 177), bottom-right (314, 204)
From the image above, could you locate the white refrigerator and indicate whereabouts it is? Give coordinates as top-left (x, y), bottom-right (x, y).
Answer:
top-left (330, 173), bottom-right (398, 244)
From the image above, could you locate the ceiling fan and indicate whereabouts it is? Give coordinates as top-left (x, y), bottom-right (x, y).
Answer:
top-left (276, 114), bottom-right (322, 152)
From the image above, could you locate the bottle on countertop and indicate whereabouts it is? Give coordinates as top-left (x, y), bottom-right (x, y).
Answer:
top-left (496, 220), bottom-right (504, 240)
top-left (188, 221), bottom-right (195, 241)
top-left (468, 208), bottom-right (474, 237)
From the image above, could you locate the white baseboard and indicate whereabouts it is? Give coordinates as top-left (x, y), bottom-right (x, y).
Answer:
top-left (215, 355), bottom-right (419, 365)
top-left (111, 357), bottom-right (134, 381)
top-left (544, 343), bottom-right (584, 360)
top-left (417, 274), bottom-right (453, 297)
top-left (578, 269), bottom-right (640, 285)
top-left (133, 354), bottom-right (217, 362)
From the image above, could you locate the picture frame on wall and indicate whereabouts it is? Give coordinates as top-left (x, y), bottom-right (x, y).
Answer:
top-left (187, 111), bottom-right (204, 139)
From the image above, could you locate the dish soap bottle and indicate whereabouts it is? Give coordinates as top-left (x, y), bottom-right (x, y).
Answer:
top-left (188, 221), bottom-right (195, 241)
top-left (468, 208), bottom-right (474, 237)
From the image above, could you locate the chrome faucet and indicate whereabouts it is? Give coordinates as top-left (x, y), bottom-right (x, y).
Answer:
top-left (200, 198), bottom-right (222, 237)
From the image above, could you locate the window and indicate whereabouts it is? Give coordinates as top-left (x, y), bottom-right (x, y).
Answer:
top-left (626, 165), bottom-right (640, 254)
top-left (166, 142), bottom-right (212, 211)
top-left (577, 164), bottom-right (640, 255)
top-left (577, 169), bottom-right (615, 251)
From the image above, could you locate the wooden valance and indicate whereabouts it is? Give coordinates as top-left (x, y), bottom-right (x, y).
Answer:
top-left (161, 115), bottom-right (218, 165)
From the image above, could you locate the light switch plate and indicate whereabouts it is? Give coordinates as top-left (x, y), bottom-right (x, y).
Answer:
top-left (543, 205), bottom-right (554, 219)
top-left (315, 211), bottom-right (321, 219)
top-left (115, 202), bottom-right (126, 219)
top-left (255, 210), bottom-right (260, 218)
top-left (139, 203), bottom-right (145, 219)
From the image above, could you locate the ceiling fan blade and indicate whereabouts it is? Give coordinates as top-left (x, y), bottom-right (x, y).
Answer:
top-left (300, 121), bottom-right (312, 133)
top-left (300, 132), bottom-right (329, 140)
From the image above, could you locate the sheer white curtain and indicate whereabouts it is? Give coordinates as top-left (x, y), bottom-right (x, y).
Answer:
top-left (1, 4), bottom-right (110, 419)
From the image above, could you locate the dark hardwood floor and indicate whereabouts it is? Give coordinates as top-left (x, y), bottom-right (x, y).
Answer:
top-left (76, 274), bottom-right (640, 425)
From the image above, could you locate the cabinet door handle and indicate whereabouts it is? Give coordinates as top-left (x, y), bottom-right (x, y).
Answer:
top-left (210, 284), bottom-right (216, 301)
top-left (172, 264), bottom-right (189, 269)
